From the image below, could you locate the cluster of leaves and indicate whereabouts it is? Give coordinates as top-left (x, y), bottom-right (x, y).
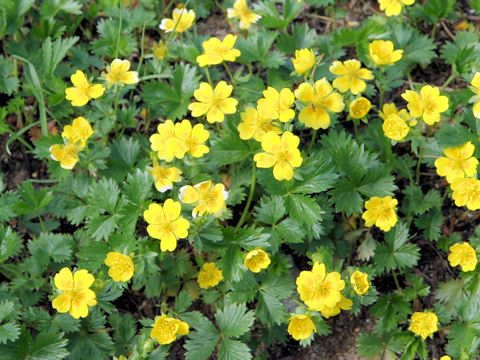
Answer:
top-left (1, 0), bottom-right (480, 359)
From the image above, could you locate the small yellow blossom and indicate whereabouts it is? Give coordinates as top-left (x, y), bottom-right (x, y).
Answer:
top-left (196, 34), bottom-right (241, 67)
top-left (237, 106), bottom-right (281, 142)
top-left (244, 249), bottom-right (271, 273)
top-left (296, 262), bottom-right (345, 311)
top-left (189, 81), bottom-right (238, 123)
top-left (435, 142), bottom-right (478, 184)
top-left (153, 41), bottom-right (168, 59)
top-left (227, 0), bottom-right (261, 29)
top-left (450, 177), bottom-right (480, 211)
top-left (440, 356), bottom-right (452, 360)
top-left (409, 311), bottom-right (438, 339)
top-left (401, 85), bottom-right (449, 125)
top-left (350, 271), bottom-right (370, 295)
top-left (159, 7), bottom-right (195, 33)
top-left (62, 117), bottom-right (94, 147)
top-left (329, 59), bottom-right (374, 95)
top-left (65, 70), bottom-right (105, 107)
top-left (349, 97), bottom-right (372, 119)
top-left (470, 73), bottom-right (480, 118)
top-left (149, 120), bottom-right (177, 162)
top-left (362, 196), bottom-right (398, 232)
top-left (104, 252), bottom-right (134, 282)
top-left (173, 120), bottom-right (210, 159)
top-left (295, 78), bottom-right (345, 129)
top-left (49, 143), bottom-right (80, 170)
top-left (378, 0), bottom-right (415, 17)
top-left (318, 295), bottom-right (353, 319)
top-left (143, 199), bottom-right (190, 252)
top-left (369, 40), bottom-right (403, 66)
top-left (292, 48), bottom-right (315, 75)
top-left (448, 242), bottom-right (478, 272)
top-left (380, 103), bottom-right (413, 141)
top-left (257, 87), bottom-right (295, 123)
top-left (179, 181), bottom-right (228, 218)
top-left (151, 315), bottom-right (189, 345)
top-left (149, 161), bottom-right (182, 192)
top-left (287, 314), bottom-right (317, 340)
top-left (52, 268), bottom-right (97, 319)
top-left (254, 131), bottom-right (303, 181)
top-left (197, 262), bottom-right (223, 289)
top-left (104, 59), bottom-right (139, 86)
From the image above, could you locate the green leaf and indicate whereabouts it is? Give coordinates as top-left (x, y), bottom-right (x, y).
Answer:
top-left (0, 190), bottom-right (20, 222)
top-left (210, 135), bottom-right (252, 166)
top-left (254, 195), bottom-right (286, 225)
top-left (86, 215), bottom-right (117, 241)
top-left (356, 333), bottom-right (384, 358)
top-left (68, 332), bottom-right (114, 360)
top-left (257, 272), bottom-right (294, 325)
top-left (389, 23), bottom-right (436, 67)
top-left (374, 222), bottom-right (420, 272)
top-left (371, 294), bottom-right (411, 332)
top-left (77, 237), bottom-right (109, 272)
top-left (174, 290), bottom-right (193, 314)
top-left (218, 338), bottom-right (252, 360)
top-left (403, 185), bottom-right (443, 216)
top-left (27, 233), bottom-right (73, 273)
top-left (110, 313), bottom-right (136, 356)
top-left (445, 322), bottom-right (480, 358)
top-left (87, 177), bottom-right (120, 214)
top-left (435, 279), bottom-right (466, 312)
top-left (14, 181), bottom-right (53, 215)
top-left (91, 18), bottom-right (137, 57)
top-left (184, 318), bottom-right (220, 360)
top-left (414, 209), bottom-right (443, 241)
top-left (290, 154), bottom-right (338, 194)
top-left (39, 36), bottom-right (79, 79)
top-left (0, 322), bottom-right (20, 345)
top-left (0, 56), bottom-right (19, 95)
top-left (0, 226), bottom-right (22, 264)
top-left (216, 303), bottom-right (254, 338)
top-left (285, 194), bottom-right (323, 227)
top-left (102, 137), bottom-right (142, 181)
top-left (29, 331), bottom-right (69, 360)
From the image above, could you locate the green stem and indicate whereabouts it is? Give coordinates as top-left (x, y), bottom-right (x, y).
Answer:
top-left (415, 146), bottom-right (424, 184)
top-left (441, 69), bottom-right (457, 91)
top-left (235, 162), bottom-right (256, 232)
top-left (13, 57), bottom-right (23, 128)
top-left (392, 272), bottom-right (402, 293)
top-left (407, 70), bottom-right (414, 90)
top-left (308, 130), bottom-right (317, 152)
top-left (38, 215), bottom-right (46, 233)
top-left (114, 3), bottom-right (124, 58)
top-left (204, 67), bottom-right (213, 85)
top-left (431, 23), bottom-right (437, 38)
top-left (223, 62), bottom-right (235, 84)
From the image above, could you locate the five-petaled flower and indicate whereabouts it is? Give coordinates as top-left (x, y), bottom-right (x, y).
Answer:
top-left (50, 143), bottom-right (80, 170)
top-left (295, 78), bottom-right (345, 130)
top-left (378, 0), bottom-right (415, 17)
top-left (362, 196), bottom-right (398, 232)
top-left (237, 106), bottom-right (281, 142)
top-left (143, 199), bottom-right (190, 252)
top-left (292, 48), bottom-right (315, 75)
top-left (197, 262), bottom-right (223, 289)
top-left (65, 70), bottom-right (105, 106)
top-left (51, 267), bottom-right (97, 319)
top-left (401, 85), bottom-right (449, 125)
top-left (409, 311), bottom-right (438, 339)
top-left (62, 117), bottom-right (94, 147)
top-left (189, 81), bottom-right (238, 123)
top-left (435, 142), bottom-right (478, 184)
top-left (149, 160), bottom-right (182, 193)
top-left (287, 314), bottom-right (317, 340)
top-left (103, 59), bottom-right (139, 86)
top-left (329, 59), bottom-right (374, 95)
top-left (257, 87), bottom-right (296, 123)
top-left (159, 7), bottom-right (195, 33)
top-left (227, 0), bottom-right (261, 29)
top-left (104, 252), bottom-right (135, 282)
top-left (470, 72), bottom-right (480, 118)
top-left (349, 97), bottom-right (372, 119)
top-left (318, 295), bottom-right (352, 319)
top-left (151, 315), bottom-right (189, 345)
top-left (380, 103), bottom-right (414, 141)
top-left (254, 131), bottom-right (303, 181)
top-left (450, 177), bottom-right (480, 211)
top-left (179, 180), bottom-right (228, 218)
top-left (244, 249), bottom-right (271, 273)
top-left (448, 242), bottom-right (478, 272)
top-left (196, 34), bottom-right (241, 67)
top-left (369, 40), bottom-right (403, 66)
top-left (350, 270), bottom-right (370, 295)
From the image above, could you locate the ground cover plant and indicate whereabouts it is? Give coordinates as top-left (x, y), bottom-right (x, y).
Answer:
top-left (1, 0), bottom-right (480, 359)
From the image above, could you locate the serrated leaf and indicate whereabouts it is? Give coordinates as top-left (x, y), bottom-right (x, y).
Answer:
top-left (218, 338), bottom-right (252, 360)
top-left (0, 225), bottom-right (22, 264)
top-left (285, 194), bottom-right (323, 226)
top-left (87, 177), bottom-right (120, 214)
top-left (254, 195), bottom-right (286, 225)
top-left (356, 333), bottom-right (384, 358)
top-left (414, 209), bottom-right (443, 241)
top-left (210, 135), bottom-right (252, 166)
top-left (216, 303), bottom-right (254, 338)
top-left (174, 291), bottom-right (193, 314)
top-left (0, 323), bottom-right (20, 344)
top-left (86, 215), bottom-right (117, 241)
top-left (184, 318), bottom-right (220, 360)
top-left (29, 331), bottom-right (69, 360)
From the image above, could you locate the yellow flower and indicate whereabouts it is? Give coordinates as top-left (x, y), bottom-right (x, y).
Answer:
top-left (362, 196), bottom-right (398, 232)
top-left (104, 252), bottom-right (134, 282)
top-left (257, 87), bottom-right (295, 123)
top-left (409, 311), bottom-right (438, 339)
top-left (440, 356), bottom-right (451, 360)
top-left (287, 314), bottom-right (317, 340)
top-left (179, 180), bottom-right (228, 218)
top-left (434, 142), bottom-right (478, 184)
top-left (378, 0), bottom-right (415, 17)
top-left (153, 41), bottom-right (168, 59)
top-left (188, 81), bottom-right (238, 123)
top-left (296, 262), bottom-right (345, 311)
top-left (237, 106), bottom-right (281, 142)
top-left (143, 199), bottom-right (190, 252)
top-left (295, 78), bottom-right (345, 129)
top-left (401, 85), bottom-right (449, 125)
top-left (150, 315), bottom-right (189, 345)
top-left (62, 117), bottom-right (94, 147)
top-left (379, 103), bottom-right (413, 141)
top-left (49, 143), bottom-right (80, 170)
top-left (244, 249), bottom-right (271, 273)
top-left (448, 242), bottom-right (478, 272)
top-left (149, 161), bottom-right (182, 192)
top-left (292, 48), bottom-right (315, 75)
top-left (450, 177), bottom-right (480, 211)
top-left (227, 0), bottom-right (261, 29)
top-left (197, 262), bottom-right (223, 289)
top-left (51, 268), bottom-right (97, 319)
top-left (254, 131), bottom-right (303, 181)
top-left (196, 34), bottom-right (241, 67)
top-left (159, 7), bottom-right (195, 33)
top-left (173, 120), bottom-right (210, 159)
top-left (329, 59), bottom-right (374, 95)
top-left (350, 271), bottom-right (369, 295)
top-left (150, 120), bottom-right (177, 162)
top-left (104, 59), bottom-right (139, 86)
top-left (369, 40), bottom-right (403, 66)
top-left (349, 97), bottom-right (372, 119)
top-left (470, 72), bottom-right (480, 118)
top-left (318, 295), bottom-right (353, 319)
top-left (65, 70), bottom-right (105, 107)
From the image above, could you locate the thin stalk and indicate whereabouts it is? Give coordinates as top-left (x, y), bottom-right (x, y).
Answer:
top-left (223, 62), bottom-right (235, 84)
top-left (13, 57), bottom-right (23, 128)
top-left (407, 70), bottom-right (414, 90)
top-left (235, 162), bottom-right (256, 232)
top-left (308, 130), bottom-right (317, 152)
top-left (38, 216), bottom-right (46, 233)
top-left (415, 146), bottom-right (424, 184)
top-left (204, 67), bottom-right (213, 85)
top-left (392, 272), bottom-right (402, 293)
top-left (115, 4), bottom-right (124, 58)
top-left (441, 71), bottom-right (457, 91)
